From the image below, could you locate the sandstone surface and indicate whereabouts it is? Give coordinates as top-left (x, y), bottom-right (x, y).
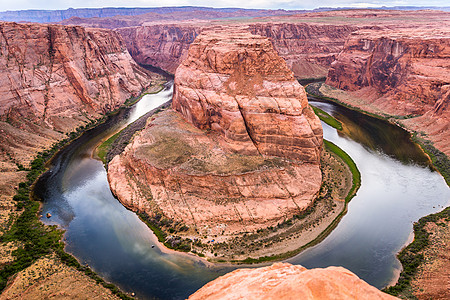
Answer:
top-left (326, 27), bottom-right (450, 156)
top-left (117, 23), bottom-right (354, 79)
top-left (108, 29), bottom-right (323, 248)
top-left (0, 21), bottom-right (157, 169)
top-left (173, 28), bottom-right (323, 162)
top-left (111, 10), bottom-right (450, 79)
top-left (108, 110), bottom-right (322, 236)
top-left (188, 262), bottom-right (398, 300)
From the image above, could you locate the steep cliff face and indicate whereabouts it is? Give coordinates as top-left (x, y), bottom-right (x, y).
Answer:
top-left (117, 23), bottom-right (355, 79)
top-left (0, 21), bottom-right (157, 228)
top-left (326, 28), bottom-right (450, 155)
top-left (248, 23), bottom-right (356, 78)
top-left (189, 263), bottom-right (398, 300)
top-left (0, 22), bottom-right (151, 130)
top-left (117, 25), bottom-right (200, 74)
top-left (173, 28), bottom-right (323, 163)
top-left (108, 29), bottom-right (322, 246)
top-left (327, 29), bottom-right (450, 115)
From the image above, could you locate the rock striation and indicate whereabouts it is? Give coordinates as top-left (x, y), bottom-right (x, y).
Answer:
top-left (0, 22), bottom-right (151, 128)
top-left (173, 28), bottom-right (323, 163)
top-left (118, 24), bottom-right (200, 74)
top-left (108, 29), bottom-right (322, 242)
top-left (0, 21), bottom-right (155, 163)
top-left (188, 262), bottom-right (398, 300)
top-left (326, 28), bottom-right (450, 156)
top-left (0, 21), bottom-right (158, 232)
top-left (248, 23), bottom-right (356, 79)
top-left (117, 23), bottom-right (354, 79)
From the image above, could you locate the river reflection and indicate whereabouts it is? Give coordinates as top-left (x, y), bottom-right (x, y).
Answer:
top-left (36, 86), bottom-right (449, 299)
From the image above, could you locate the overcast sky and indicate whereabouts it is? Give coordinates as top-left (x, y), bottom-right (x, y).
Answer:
top-left (0, 0), bottom-right (447, 11)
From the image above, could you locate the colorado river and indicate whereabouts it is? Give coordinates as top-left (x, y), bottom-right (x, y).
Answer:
top-left (36, 84), bottom-right (450, 299)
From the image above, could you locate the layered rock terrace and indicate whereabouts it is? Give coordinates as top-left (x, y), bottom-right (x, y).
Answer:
top-left (173, 28), bottom-right (323, 162)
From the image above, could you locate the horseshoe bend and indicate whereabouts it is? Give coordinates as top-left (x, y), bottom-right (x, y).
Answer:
top-left (107, 28), bottom-right (354, 261)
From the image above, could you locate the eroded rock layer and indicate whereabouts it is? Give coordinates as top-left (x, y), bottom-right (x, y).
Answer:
top-left (0, 21), bottom-right (155, 165)
top-left (108, 110), bottom-right (322, 235)
top-left (0, 21), bottom-right (159, 232)
top-left (188, 263), bottom-right (398, 300)
top-left (117, 23), bottom-right (354, 79)
top-left (326, 28), bottom-right (450, 156)
top-left (173, 28), bottom-right (323, 163)
top-left (108, 29), bottom-right (322, 238)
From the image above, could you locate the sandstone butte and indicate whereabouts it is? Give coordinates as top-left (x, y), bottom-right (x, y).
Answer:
top-left (188, 262), bottom-right (398, 300)
top-left (326, 27), bottom-right (450, 156)
top-left (108, 28), bottom-right (323, 240)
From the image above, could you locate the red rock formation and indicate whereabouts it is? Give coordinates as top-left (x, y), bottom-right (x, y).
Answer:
top-left (117, 23), bottom-right (354, 79)
top-left (189, 263), bottom-right (398, 300)
top-left (173, 28), bottom-right (323, 163)
top-left (326, 28), bottom-right (450, 155)
top-left (248, 23), bottom-right (356, 78)
top-left (0, 22), bottom-right (151, 128)
top-left (0, 21), bottom-right (155, 164)
top-left (108, 29), bottom-right (322, 241)
top-left (117, 24), bottom-right (200, 74)
top-left (108, 110), bottom-right (322, 236)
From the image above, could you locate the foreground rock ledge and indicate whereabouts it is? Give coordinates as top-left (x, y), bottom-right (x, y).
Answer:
top-left (189, 263), bottom-right (398, 300)
top-left (108, 28), bottom-right (323, 253)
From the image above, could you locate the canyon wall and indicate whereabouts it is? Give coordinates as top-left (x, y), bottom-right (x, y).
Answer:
top-left (326, 28), bottom-right (450, 155)
top-left (0, 21), bottom-right (158, 229)
top-left (0, 21), bottom-right (154, 164)
top-left (117, 25), bottom-right (200, 74)
top-left (248, 23), bottom-right (356, 79)
top-left (108, 29), bottom-right (322, 242)
top-left (117, 23), bottom-right (355, 79)
top-left (189, 263), bottom-right (398, 300)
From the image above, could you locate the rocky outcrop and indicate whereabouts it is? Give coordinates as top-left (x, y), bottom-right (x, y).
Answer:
top-left (108, 110), bottom-right (322, 236)
top-left (189, 262), bottom-right (398, 300)
top-left (326, 28), bottom-right (450, 155)
top-left (0, 22), bottom-right (152, 126)
top-left (117, 23), bottom-right (355, 79)
top-left (108, 29), bottom-right (322, 241)
top-left (173, 28), bottom-right (323, 163)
